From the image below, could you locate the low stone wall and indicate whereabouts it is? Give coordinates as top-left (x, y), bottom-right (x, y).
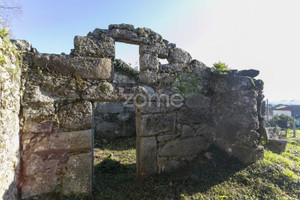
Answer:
top-left (265, 127), bottom-right (288, 153)
top-left (0, 37), bottom-right (21, 200)
top-left (266, 126), bottom-right (281, 139)
top-left (6, 24), bottom-right (267, 199)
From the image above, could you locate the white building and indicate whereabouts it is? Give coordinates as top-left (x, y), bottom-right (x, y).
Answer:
top-left (273, 109), bottom-right (292, 117)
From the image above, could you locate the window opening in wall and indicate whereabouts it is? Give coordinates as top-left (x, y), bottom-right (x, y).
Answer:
top-left (115, 42), bottom-right (140, 71)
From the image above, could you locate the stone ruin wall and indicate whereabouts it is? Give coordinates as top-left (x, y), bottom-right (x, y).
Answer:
top-left (0, 38), bottom-right (21, 200)
top-left (0, 24), bottom-right (266, 199)
top-left (94, 102), bottom-right (136, 138)
top-left (94, 61), bottom-right (137, 138)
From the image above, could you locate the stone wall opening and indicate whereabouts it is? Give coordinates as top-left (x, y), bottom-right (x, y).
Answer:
top-left (92, 41), bottom-right (140, 195)
top-left (115, 42), bottom-right (139, 70)
top-left (92, 101), bottom-right (137, 196)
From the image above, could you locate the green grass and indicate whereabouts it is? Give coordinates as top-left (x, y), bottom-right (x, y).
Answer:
top-left (92, 132), bottom-right (300, 200)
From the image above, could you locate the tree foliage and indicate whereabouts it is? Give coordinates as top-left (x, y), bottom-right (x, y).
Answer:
top-left (269, 114), bottom-right (294, 129)
top-left (0, 0), bottom-right (21, 28)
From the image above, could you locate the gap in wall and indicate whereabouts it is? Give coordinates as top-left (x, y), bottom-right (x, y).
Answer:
top-left (92, 101), bottom-right (137, 194)
top-left (115, 42), bottom-right (140, 70)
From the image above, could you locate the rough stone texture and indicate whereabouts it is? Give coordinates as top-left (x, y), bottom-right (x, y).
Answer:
top-left (212, 73), bottom-right (264, 164)
top-left (266, 127), bottom-right (281, 139)
top-left (32, 130), bottom-right (92, 153)
top-left (139, 42), bottom-right (169, 59)
top-left (81, 82), bottom-right (151, 102)
top-left (33, 54), bottom-right (114, 80)
top-left (136, 137), bottom-right (157, 178)
top-left (159, 136), bottom-right (210, 157)
top-left (181, 125), bottom-right (196, 138)
top-left (257, 87), bottom-right (268, 142)
top-left (212, 74), bottom-right (255, 92)
top-left (227, 145), bottom-right (264, 164)
top-left (63, 153), bottom-right (92, 195)
top-left (140, 70), bottom-right (158, 85)
top-left (21, 152), bottom-right (66, 199)
top-left (167, 47), bottom-right (192, 64)
top-left (94, 102), bottom-right (136, 137)
top-left (265, 139), bottom-right (288, 154)
top-left (159, 160), bottom-right (181, 173)
top-left (58, 101), bottom-right (93, 131)
top-left (11, 39), bottom-right (32, 53)
top-left (0, 37), bottom-right (21, 200)
top-left (7, 24), bottom-right (266, 198)
top-left (23, 85), bottom-right (57, 105)
top-left (185, 94), bottom-right (211, 109)
top-left (109, 24), bottom-right (135, 30)
top-left (22, 119), bottom-right (55, 134)
top-left (136, 113), bottom-right (176, 136)
top-left (23, 103), bottom-right (55, 119)
top-left (160, 63), bottom-right (185, 73)
top-left (139, 53), bottom-right (159, 71)
top-left (195, 124), bottom-right (215, 143)
top-left (71, 35), bottom-right (115, 58)
top-left (105, 28), bottom-right (143, 45)
top-left (236, 69), bottom-right (260, 78)
top-left (20, 130), bottom-right (92, 199)
top-left (212, 90), bottom-right (259, 131)
top-left (93, 24), bottom-right (163, 45)
top-left (177, 107), bottom-right (212, 124)
top-left (23, 67), bottom-right (80, 101)
top-left (135, 99), bottom-right (182, 114)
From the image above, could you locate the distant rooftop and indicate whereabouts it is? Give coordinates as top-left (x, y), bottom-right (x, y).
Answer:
top-left (274, 105), bottom-right (300, 111)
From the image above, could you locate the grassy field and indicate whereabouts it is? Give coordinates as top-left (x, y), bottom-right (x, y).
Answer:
top-left (91, 131), bottom-right (300, 200)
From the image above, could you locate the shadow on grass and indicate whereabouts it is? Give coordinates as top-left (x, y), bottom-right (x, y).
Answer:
top-left (93, 145), bottom-right (247, 200)
top-left (93, 158), bottom-right (136, 200)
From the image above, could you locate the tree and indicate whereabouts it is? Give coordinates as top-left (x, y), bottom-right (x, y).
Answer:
top-left (269, 114), bottom-right (294, 129)
top-left (0, 0), bottom-right (21, 28)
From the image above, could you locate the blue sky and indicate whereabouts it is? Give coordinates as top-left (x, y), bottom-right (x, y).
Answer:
top-left (9, 0), bottom-right (300, 101)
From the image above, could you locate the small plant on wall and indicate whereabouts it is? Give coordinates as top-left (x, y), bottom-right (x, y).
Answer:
top-left (0, 27), bottom-right (21, 81)
top-left (211, 61), bottom-right (229, 74)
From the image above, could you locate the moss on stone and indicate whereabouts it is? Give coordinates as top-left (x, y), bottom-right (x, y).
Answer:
top-left (0, 28), bottom-right (21, 81)
top-left (172, 72), bottom-right (202, 98)
top-left (247, 76), bottom-right (256, 87)
top-left (75, 75), bottom-right (83, 85)
top-left (113, 59), bottom-right (139, 81)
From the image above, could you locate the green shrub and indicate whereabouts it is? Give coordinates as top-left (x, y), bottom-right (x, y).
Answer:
top-left (211, 61), bottom-right (229, 74)
top-left (269, 114), bottom-right (294, 129)
top-left (0, 27), bottom-right (21, 81)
